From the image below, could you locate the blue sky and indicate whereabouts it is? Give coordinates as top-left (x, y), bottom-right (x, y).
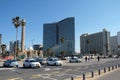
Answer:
top-left (0, 0), bottom-right (120, 52)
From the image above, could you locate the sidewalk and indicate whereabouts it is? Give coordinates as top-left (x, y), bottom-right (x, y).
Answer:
top-left (90, 68), bottom-right (120, 80)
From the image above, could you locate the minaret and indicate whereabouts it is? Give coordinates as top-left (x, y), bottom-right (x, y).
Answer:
top-left (21, 19), bottom-right (26, 53)
top-left (0, 34), bottom-right (2, 52)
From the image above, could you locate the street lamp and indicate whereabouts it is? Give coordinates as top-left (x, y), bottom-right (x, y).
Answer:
top-left (12, 16), bottom-right (21, 60)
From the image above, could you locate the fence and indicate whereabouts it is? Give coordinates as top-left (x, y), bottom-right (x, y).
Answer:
top-left (71, 64), bottom-right (120, 80)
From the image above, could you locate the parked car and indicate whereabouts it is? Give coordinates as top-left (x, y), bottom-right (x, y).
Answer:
top-left (69, 57), bottom-right (82, 63)
top-left (3, 59), bottom-right (19, 68)
top-left (35, 58), bottom-right (47, 65)
top-left (23, 59), bottom-right (41, 68)
top-left (46, 57), bottom-right (63, 66)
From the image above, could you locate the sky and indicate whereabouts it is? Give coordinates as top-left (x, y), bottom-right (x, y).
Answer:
top-left (0, 0), bottom-right (120, 52)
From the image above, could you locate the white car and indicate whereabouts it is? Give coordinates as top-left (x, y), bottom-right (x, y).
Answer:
top-left (69, 57), bottom-right (82, 63)
top-left (23, 59), bottom-right (41, 68)
top-left (47, 58), bottom-right (63, 66)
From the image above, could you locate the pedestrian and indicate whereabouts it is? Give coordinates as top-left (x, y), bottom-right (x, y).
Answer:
top-left (88, 56), bottom-right (90, 62)
top-left (97, 56), bottom-right (100, 62)
top-left (85, 56), bottom-right (87, 62)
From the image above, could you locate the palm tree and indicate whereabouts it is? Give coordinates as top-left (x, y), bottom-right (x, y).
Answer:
top-left (104, 43), bottom-right (109, 55)
top-left (60, 37), bottom-right (64, 43)
top-left (118, 45), bottom-right (120, 49)
top-left (12, 16), bottom-right (21, 59)
top-left (86, 39), bottom-right (90, 54)
top-left (1, 44), bottom-right (6, 55)
top-left (50, 52), bottom-right (55, 57)
top-left (46, 48), bottom-right (51, 57)
top-left (60, 37), bottom-right (65, 58)
top-left (27, 50), bottom-right (30, 58)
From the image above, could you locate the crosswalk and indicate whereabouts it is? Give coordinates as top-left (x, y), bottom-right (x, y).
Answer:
top-left (8, 77), bottom-right (23, 80)
top-left (5, 65), bottom-right (106, 80)
top-left (0, 68), bottom-right (16, 71)
top-left (5, 65), bottom-right (96, 80)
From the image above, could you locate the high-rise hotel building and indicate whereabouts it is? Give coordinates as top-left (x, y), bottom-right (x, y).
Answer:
top-left (43, 17), bottom-right (75, 56)
top-left (80, 29), bottom-right (111, 56)
top-left (0, 34), bottom-right (2, 53)
top-left (110, 32), bottom-right (120, 55)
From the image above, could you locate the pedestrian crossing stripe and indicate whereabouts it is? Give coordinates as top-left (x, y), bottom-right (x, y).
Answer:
top-left (75, 67), bottom-right (81, 71)
top-left (64, 78), bottom-right (71, 80)
top-left (65, 69), bottom-right (72, 72)
top-left (8, 77), bottom-right (23, 80)
top-left (30, 74), bottom-right (41, 79)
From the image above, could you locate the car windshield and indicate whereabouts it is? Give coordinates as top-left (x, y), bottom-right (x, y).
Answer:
top-left (54, 58), bottom-right (59, 61)
top-left (11, 60), bottom-right (16, 62)
top-left (30, 60), bottom-right (37, 62)
top-left (71, 57), bottom-right (78, 59)
top-left (36, 58), bottom-right (46, 61)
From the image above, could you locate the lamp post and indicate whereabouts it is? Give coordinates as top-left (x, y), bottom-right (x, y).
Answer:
top-left (12, 16), bottom-right (21, 60)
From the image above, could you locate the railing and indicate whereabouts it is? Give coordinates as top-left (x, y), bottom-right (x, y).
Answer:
top-left (71, 64), bottom-right (120, 80)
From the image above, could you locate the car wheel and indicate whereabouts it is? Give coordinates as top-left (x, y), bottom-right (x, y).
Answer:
top-left (29, 65), bottom-right (32, 68)
top-left (16, 65), bottom-right (19, 68)
top-left (54, 63), bottom-right (56, 66)
top-left (47, 63), bottom-right (49, 66)
top-left (23, 64), bottom-right (25, 68)
top-left (59, 63), bottom-right (62, 66)
top-left (3, 64), bottom-right (6, 67)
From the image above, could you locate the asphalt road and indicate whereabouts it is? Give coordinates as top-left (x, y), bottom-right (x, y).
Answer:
top-left (0, 58), bottom-right (120, 80)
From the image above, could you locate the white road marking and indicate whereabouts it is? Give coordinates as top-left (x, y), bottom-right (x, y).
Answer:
top-left (44, 68), bottom-right (51, 71)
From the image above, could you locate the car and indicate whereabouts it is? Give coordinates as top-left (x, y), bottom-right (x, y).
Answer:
top-left (3, 59), bottom-right (19, 68)
top-left (46, 57), bottom-right (63, 66)
top-left (23, 59), bottom-right (41, 68)
top-left (69, 57), bottom-right (82, 63)
top-left (35, 58), bottom-right (47, 65)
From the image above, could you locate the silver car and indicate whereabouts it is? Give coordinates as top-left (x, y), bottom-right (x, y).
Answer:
top-left (69, 57), bottom-right (82, 63)
top-left (3, 60), bottom-right (19, 68)
top-left (35, 58), bottom-right (47, 65)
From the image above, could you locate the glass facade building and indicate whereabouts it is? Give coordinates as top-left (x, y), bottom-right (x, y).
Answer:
top-left (43, 17), bottom-right (75, 56)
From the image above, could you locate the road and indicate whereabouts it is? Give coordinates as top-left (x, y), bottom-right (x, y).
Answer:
top-left (0, 58), bottom-right (120, 80)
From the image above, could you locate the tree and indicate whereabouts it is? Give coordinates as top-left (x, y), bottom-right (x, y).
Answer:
top-left (12, 16), bottom-right (21, 59)
top-left (50, 52), bottom-right (55, 57)
top-left (60, 37), bottom-right (64, 43)
top-left (60, 37), bottom-right (65, 57)
top-left (118, 45), bottom-right (120, 49)
top-left (46, 48), bottom-right (51, 57)
top-left (61, 51), bottom-right (65, 58)
top-left (27, 51), bottom-right (30, 58)
top-left (37, 50), bottom-right (40, 57)
top-left (104, 43), bottom-right (109, 55)
top-left (86, 39), bottom-right (90, 54)
top-left (1, 44), bottom-right (6, 56)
